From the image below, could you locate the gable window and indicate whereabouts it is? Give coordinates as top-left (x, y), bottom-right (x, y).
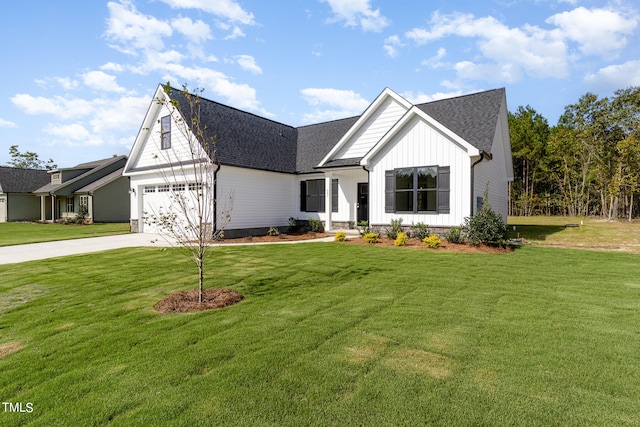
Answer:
top-left (385, 166), bottom-right (449, 214)
top-left (160, 115), bottom-right (171, 150)
top-left (66, 197), bottom-right (74, 213)
top-left (300, 179), bottom-right (339, 213)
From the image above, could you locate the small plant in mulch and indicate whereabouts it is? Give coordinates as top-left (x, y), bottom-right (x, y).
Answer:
top-left (334, 231), bottom-right (347, 242)
top-left (423, 235), bottom-right (442, 249)
top-left (363, 233), bottom-right (380, 244)
top-left (394, 232), bottom-right (409, 246)
top-left (154, 288), bottom-right (244, 313)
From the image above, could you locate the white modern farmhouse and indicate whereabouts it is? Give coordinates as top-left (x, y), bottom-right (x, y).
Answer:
top-left (124, 85), bottom-right (513, 237)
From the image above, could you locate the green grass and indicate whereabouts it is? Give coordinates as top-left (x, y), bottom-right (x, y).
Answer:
top-left (509, 216), bottom-right (640, 253)
top-left (0, 222), bottom-right (130, 246)
top-left (1, 243), bottom-right (640, 426)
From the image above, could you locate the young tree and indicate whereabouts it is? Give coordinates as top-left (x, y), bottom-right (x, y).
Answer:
top-left (5, 145), bottom-right (57, 170)
top-left (144, 83), bottom-right (232, 303)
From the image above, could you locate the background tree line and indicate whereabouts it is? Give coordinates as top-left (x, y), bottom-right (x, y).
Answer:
top-left (509, 86), bottom-right (640, 220)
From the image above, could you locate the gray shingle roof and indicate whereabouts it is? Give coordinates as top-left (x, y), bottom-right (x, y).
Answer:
top-left (0, 167), bottom-right (50, 193)
top-left (166, 87), bottom-right (504, 174)
top-left (417, 88), bottom-right (505, 153)
top-left (34, 156), bottom-right (127, 194)
top-left (75, 167), bottom-right (125, 193)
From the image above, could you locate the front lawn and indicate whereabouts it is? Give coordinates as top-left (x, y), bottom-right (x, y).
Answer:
top-left (1, 244), bottom-right (639, 425)
top-left (0, 222), bottom-right (130, 246)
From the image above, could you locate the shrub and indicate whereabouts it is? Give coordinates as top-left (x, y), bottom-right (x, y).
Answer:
top-left (464, 188), bottom-right (508, 247)
top-left (288, 217), bottom-right (300, 233)
top-left (411, 223), bottom-right (430, 240)
top-left (267, 226), bottom-right (280, 236)
top-left (423, 235), bottom-right (441, 248)
top-left (363, 233), bottom-right (379, 244)
top-left (357, 221), bottom-right (372, 236)
top-left (308, 218), bottom-right (324, 233)
top-left (394, 232), bottom-right (409, 246)
top-left (445, 226), bottom-right (465, 244)
top-left (386, 218), bottom-right (403, 239)
top-left (334, 231), bottom-right (347, 242)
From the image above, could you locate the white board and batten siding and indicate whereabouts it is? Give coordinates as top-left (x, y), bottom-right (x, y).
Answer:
top-left (217, 166), bottom-right (296, 230)
top-left (368, 115), bottom-right (474, 227)
top-left (334, 97), bottom-right (408, 160)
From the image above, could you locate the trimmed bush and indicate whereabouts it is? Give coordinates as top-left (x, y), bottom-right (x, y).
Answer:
top-left (334, 231), bottom-right (347, 242)
top-left (445, 226), bottom-right (465, 244)
top-left (394, 232), bottom-right (409, 246)
top-left (308, 218), bottom-right (324, 233)
top-left (423, 235), bottom-right (441, 248)
top-left (411, 223), bottom-right (430, 240)
top-left (363, 233), bottom-right (380, 244)
top-left (386, 218), bottom-right (403, 239)
top-left (464, 188), bottom-right (508, 247)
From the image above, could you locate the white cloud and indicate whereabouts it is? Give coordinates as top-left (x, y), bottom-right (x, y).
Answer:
top-left (421, 47), bottom-right (447, 69)
top-left (81, 71), bottom-right (127, 93)
top-left (158, 0), bottom-right (255, 25)
top-left (321, 0), bottom-right (389, 32)
top-left (0, 118), bottom-right (17, 128)
top-left (383, 35), bottom-right (402, 58)
top-left (235, 55), bottom-right (262, 74)
top-left (105, 1), bottom-right (173, 55)
top-left (300, 88), bottom-right (370, 122)
top-left (546, 7), bottom-right (637, 57)
top-left (100, 62), bottom-right (125, 72)
top-left (171, 16), bottom-right (212, 44)
top-left (43, 123), bottom-right (102, 146)
top-left (11, 94), bottom-right (94, 120)
top-left (402, 90), bottom-right (464, 104)
top-left (224, 26), bottom-right (246, 40)
top-left (584, 60), bottom-right (640, 88)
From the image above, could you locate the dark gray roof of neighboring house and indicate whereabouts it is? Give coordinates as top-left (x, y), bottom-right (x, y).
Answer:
top-left (0, 167), bottom-right (50, 193)
top-left (75, 167), bottom-right (126, 193)
top-left (169, 88), bottom-right (298, 173)
top-left (167, 87), bottom-right (504, 174)
top-left (417, 88), bottom-right (505, 153)
top-left (34, 156), bottom-right (127, 194)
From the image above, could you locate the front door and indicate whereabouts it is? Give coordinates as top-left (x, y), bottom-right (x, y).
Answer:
top-left (357, 183), bottom-right (368, 223)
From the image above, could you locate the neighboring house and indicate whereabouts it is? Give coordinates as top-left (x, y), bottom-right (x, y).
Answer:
top-left (124, 85), bottom-right (513, 237)
top-left (33, 156), bottom-right (130, 223)
top-left (0, 167), bottom-right (50, 222)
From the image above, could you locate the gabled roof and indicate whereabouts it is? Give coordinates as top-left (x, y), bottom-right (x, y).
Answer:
top-left (0, 167), bottom-right (50, 193)
top-left (169, 88), bottom-right (298, 173)
top-left (34, 156), bottom-right (127, 194)
top-left (75, 167), bottom-right (126, 193)
top-left (154, 86), bottom-right (506, 175)
top-left (416, 88), bottom-right (505, 153)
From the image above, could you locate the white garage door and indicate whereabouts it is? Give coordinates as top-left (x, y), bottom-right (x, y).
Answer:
top-left (141, 185), bottom-right (176, 233)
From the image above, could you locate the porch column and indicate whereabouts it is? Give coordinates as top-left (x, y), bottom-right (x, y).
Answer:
top-left (88, 194), bottom-right (94, 221)
top-left (40, 195), bottom-right (46, 222)
top-left (325, 172), bottom-right (333, 232)
top-left (51, 196), bottom-right (55, 222)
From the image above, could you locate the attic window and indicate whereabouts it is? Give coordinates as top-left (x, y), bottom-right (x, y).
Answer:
top-left (161, 115), bottom-right (171, 150)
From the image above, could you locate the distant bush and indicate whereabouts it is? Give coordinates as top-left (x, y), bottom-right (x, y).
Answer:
top-left (423, 235), bottom-right (441, 249)
top-left (363, 233), bottom-right (379, 244)
top-left (386, 218), bottom-right (403, 240)
top-left (308, 218), bottom-right (323, 233)
top-left (445, 226), bottom-right (465, 244)
top-left (394, 232), bottom-right (409, 246)
top-left (410, 223), bottom-right (430, 240)
top-left (334, 231), bottom-right (347, 242)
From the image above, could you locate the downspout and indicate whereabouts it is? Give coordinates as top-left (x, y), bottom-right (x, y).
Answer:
top-left (213, 163), bottom-right (221, 237)
top-left (470, 152), bottom-right (486, 216)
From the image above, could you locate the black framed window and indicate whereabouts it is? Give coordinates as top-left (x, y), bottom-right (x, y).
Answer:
top-left (385, 166), bottom-right (449, 214)
top-left (160, 115), bottom-right (171, 150)
top-left (300, 178), bottom-right (338, 213)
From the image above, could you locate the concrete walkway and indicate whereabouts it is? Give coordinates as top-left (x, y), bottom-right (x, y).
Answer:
top-left (0, 233), bottom-right (337, 265)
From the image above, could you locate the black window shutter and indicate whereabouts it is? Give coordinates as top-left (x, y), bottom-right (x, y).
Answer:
top-left (300, 181), bottom-right (307, 211)
top-left (332, 179), bottom-right (338, 213)
top-left (437, 166), bottom-right (450, 214)
top-left (318, 179), bottom-right (326, 213)
top-left (385, 170), bottom-right (395, 213)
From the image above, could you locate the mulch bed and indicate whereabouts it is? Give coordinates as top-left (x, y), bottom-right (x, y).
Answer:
top-left (155, 288), bottom-right (244, 313)
top-left (341, 236), bottom-right (513, 253)
top-left (220, 232), bottom-right (329, 244)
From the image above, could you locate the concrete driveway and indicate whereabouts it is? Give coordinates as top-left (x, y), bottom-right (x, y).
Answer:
top-left (0, 233), bottom-right (174, 265)
top-left (0, 233), bottom-right (336, 265)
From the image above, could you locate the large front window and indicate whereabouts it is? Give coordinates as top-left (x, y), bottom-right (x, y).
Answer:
top-left (300, 178), bottom-right (339, 213)
top-left (66, 197), bottom-right (74, 213)
top-left (386, 166), bottom-right (449, 214)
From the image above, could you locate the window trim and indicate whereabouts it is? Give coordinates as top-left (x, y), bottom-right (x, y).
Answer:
top-left (160, 115), bottom-right (171, 150)
top-left (300, 178), bottom-right (338, 213)
top-left (66, 197), bottom-right (74, 213)
top-left (385, 166), bottom-right (450, 214)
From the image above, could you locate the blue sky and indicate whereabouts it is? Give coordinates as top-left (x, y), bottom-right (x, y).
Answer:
top-left (1, 0), bottom-right (639, 167)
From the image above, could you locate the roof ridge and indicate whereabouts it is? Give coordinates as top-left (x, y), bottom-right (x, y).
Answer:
top-left (415, 87), bottom-right (505, 108)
